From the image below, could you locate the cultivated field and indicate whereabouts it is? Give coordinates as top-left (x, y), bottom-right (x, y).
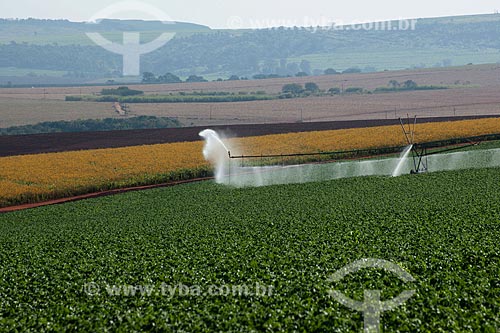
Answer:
top-left (1, 64), bottom-right (500, 127)
top-left (0, 116), bottom-right (490, 157)
top-left (1, 118), bottom-right (499, 208)
top-left (1, 69), bottom-right (499, 333)
top-left (0, 168), bottom-right (498, 331)
top-left (0, 98), bottom-right (116, 127)
top-left (3, 12), bottom-right (500, 333)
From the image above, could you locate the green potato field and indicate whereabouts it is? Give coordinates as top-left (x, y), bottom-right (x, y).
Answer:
top-left (0, 168), bottom-right (499, 332)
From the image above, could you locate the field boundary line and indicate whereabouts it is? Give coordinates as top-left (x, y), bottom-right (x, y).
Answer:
top-left (0, 177), bottom-right (214, 214)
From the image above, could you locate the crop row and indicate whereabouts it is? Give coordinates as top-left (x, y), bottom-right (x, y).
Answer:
top-left (1, 118), bottom-right (499, 208)
top-left (65, 94), bottom-right (275, 103)
top-left (0, 168), bottom-right (498, 330)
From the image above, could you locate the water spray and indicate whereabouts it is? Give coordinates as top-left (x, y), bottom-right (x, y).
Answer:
top-left (199, 129), bottom-right (231, 183)
top-left (199, 125), bottom-right (500, 188)
top-left (392, 144), bottom-right (413, 177)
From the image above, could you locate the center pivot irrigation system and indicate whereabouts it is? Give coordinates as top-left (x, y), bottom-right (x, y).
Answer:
top-left (226, 116), bottom-right (500, 175)
top-left (399, 115), bottom-right (498, 174)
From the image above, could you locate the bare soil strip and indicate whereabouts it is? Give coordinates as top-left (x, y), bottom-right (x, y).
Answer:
top-left (0, 115), bottom-right (494, 157)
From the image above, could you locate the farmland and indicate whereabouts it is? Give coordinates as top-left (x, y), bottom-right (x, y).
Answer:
top-left (0, 98), bottom-right (115, 128)
top-left (1, 64), bottom-right (500, 128)
top-left (1, 117), bottom-right (499, 208)
top-left (2, 14), bottom-right (500, 84)
top-left (2, 8), bottom-right (500, 333)
top-left (0, 168), bottom-right (498, 331)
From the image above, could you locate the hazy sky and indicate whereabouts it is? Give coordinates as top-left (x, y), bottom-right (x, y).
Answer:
top-left (1, 0), bottom-right (499, 28)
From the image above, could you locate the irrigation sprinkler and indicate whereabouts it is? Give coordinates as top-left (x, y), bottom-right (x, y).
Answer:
top-left (228, 146), bottom-right (408, 167)
top-left (202, 116), bottom-right (500, 184)
top-left (399, 115), bottom-right (427, 173)
top-left (223, 119), bottom-right (499, 178)
top-left (226, 131), bottom-right (498, 173)
top-left (399, 115), bottom-right (489, 174)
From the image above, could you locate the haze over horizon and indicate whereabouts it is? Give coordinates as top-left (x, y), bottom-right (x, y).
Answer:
top-left (0, 0), bottom-right (499, 29)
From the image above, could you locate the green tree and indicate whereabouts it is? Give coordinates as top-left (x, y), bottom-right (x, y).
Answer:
top-left (101, 86), bottom-right (143, 96)
top-left (186, 75), bottom-right (208, 83)
top-left (345, 87), bottom-right (364, 94)
top-left (305, 82), bottom-right (319, 92)
top-left (158, 73), bottom-right (182, 83)
top-left (388, 80), bottom-right (400, 88)
top-left (324, 68), bottom-right (338, 75)
top-left (282, 83), bottom-right (304, 95)
top-left (403, 80), bottom-right (418, 89)
top-left (342, 67), bottom-right (362, 74)
top-left (142, 72), bottom-right (156, 83)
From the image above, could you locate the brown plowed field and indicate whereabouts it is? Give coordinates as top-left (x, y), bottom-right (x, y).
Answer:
top-left (0, 115), bottom-right (495, 157)
top-left (1, 64), bottom-right (500, 128)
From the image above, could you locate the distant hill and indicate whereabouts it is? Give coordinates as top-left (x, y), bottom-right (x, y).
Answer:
top-left (0, 18), bottom-right (210, 44)
top-left (1, 14), bottom-right (500, 85)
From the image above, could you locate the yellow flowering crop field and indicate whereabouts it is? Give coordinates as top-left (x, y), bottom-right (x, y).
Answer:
top-left (1, 117), bottom-right (499, 208)
top-left (233, 118), bottom-right (500, 155)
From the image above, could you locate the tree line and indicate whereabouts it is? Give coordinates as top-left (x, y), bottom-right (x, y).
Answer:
top-left (0, 116), bottom-right (181, 135)
top-left (2, 17), bottom-right (500, 80)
